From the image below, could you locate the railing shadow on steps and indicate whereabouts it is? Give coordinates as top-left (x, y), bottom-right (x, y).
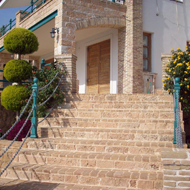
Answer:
top-left (0, 59), bottom-right (65, 176)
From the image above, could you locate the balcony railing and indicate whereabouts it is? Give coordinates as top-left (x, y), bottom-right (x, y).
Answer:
top-left (0, 0), bottom-right (124, 38)
top-left (0, 19), bottom-right (16, 37)
top-left (21, 0), bottom-right (46, 20)
top-left (110, 0), bottom-right (125, 4)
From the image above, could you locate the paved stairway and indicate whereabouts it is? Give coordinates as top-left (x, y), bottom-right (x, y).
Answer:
top-left (0, 94), bottom-right (180, 190)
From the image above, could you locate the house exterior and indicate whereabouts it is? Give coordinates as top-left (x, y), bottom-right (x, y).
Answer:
top-left (0, 0), bottom-right (189, 95)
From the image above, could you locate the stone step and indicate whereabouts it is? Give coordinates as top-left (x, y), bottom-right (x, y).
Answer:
top-left (49, 109), bottom-right (175, 120)
top-left (37, 127), bottom-right (174, 141)
top-left (25, 138), bottom-right (175, 152)
top-left (67, 94), bottom-right (173, 103)
top-left (38, 117), bottom-right (175, 130)
top-left (1, 163), bottom-right (163, 189)
top-left (0, 178), bottom-right (130, 190)
top-left (14, 149), bottom-right (162, 171)
top-left (66, 102), bottom-right (174, 110)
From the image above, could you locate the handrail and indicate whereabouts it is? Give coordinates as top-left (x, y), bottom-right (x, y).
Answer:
top-left (40, 58), bottom-right (56, 71)
top-left (0, 123), bottom-right (34, 176)
top-left (0, 61), bottom-right (64, 174)
top-left (0, 106), bottom-right (34, 158)
top-left (0, 90), bottom-right (35, 140)
top-left (21, 0), bottom-right (46, 20)
top-left (0, 18), bottom-right (16, 37)
top-left (173, 77), bottom-right (183, 148)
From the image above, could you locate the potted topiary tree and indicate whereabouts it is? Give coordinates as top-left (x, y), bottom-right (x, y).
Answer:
top-left (1, 28), bottom-right (39, 118)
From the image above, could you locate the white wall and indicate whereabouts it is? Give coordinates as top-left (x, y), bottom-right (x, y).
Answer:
top-left (143, 0), bottom-right (190, 88)
top-left (76, 28), bottom-right (118, 94)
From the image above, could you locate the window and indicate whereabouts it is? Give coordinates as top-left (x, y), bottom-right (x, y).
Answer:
top-left (143, 33), bottom-right (151, 72)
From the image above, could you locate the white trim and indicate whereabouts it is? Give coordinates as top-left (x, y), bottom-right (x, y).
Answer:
top-left (76, 28), bottom-right (118, 94)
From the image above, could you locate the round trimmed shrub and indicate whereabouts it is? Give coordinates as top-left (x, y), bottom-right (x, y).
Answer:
top-left (4, 28), bottom-right (39, 54)
top-left (4, 59), bottom-right (32, 82)
top-left (1, 85), bottom-right (29, 111)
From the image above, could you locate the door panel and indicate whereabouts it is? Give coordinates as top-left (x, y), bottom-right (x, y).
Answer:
top-left (87, 40), bottom-right (110, 94)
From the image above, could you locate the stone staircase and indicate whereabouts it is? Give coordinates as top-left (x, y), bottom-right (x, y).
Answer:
top-left (0, 94), bottom-right (180, 189)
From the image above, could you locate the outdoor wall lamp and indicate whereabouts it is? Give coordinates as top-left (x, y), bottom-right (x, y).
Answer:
top-left (50, 28), bottom-right (59, 38)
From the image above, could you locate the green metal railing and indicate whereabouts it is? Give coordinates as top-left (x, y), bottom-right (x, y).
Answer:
top-left (0, 70), bottom-right (32, 91)
top-left (111, 0), bottom-right (125, 3)
top-left (0, 18), bottom-right (16, 37)
top-left (40, 58), bottom-right (56, 70)
top-left (0, 69), bottom-right (9, 91)
top-left (0, 60), bottom-right (64, 176)
top-left (21, 0), bottom-right (46, 20)
top-left (173, 77), bottom-right (183, 148)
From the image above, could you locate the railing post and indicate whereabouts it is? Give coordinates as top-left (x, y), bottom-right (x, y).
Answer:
top-left (40, 58), bottom-right (46, 71)
top-left (30, 0), bottom-right (34, 13)
top-left (30, 78), bottom-right (38, 138)
top-left (173, 77), bottom-right (180, 144)
top-left (9, 19), bottom-right (12, 30)
top-left (2, 25), bottom-right (5, 35)
top-left (148, 80), bottom-right (151, 94)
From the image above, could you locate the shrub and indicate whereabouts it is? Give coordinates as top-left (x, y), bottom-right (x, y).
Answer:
top-left (163, 46), bottom-right (190, 113)
top-left (21, 66), bottom-right (65, 118)
top-left (4, 28), bottom-right (39, 54)
top-left (7, 119), bottom-right (31, 141)
top-left (4, 59), bottom-right (32, 82)
top-left (1, 85), bottom-right (29, 111)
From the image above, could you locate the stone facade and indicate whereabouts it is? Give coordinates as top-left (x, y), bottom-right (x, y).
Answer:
top-left (0, 0), bottom-right (145, 94)
top-left (162, 148), bottom-right (190, 189)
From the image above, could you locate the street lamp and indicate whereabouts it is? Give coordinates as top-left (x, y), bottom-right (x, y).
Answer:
top-left (50, 28), bottom-right (59, 38)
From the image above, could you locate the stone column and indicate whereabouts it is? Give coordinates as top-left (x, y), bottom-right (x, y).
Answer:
top-left (16, 10), bottom-right (22, 27)
top-left (118, 0), bottom-right (143, 94)
top-left (161, 53), bottom-right (172, 87)
top-left (159, 53), bottom-right (172, 95)
top-left (55, 54), bottom-right (77, 94)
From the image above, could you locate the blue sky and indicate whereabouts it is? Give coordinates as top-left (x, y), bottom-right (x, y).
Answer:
top-left (0, 6), bottom-right (27, 27)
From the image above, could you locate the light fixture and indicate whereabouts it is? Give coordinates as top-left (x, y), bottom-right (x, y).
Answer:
top-left (50, 28), bottom-right (59, 38)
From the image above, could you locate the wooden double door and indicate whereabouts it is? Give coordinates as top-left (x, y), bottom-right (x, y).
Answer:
top-left (87, 39), bottom-right (110, 94)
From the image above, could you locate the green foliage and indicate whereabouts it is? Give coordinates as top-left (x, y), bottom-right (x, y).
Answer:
top-left (4, 59), bottom-right (32, 82)
top-left (1, 85), bottom-right (29, 111)
top-left (163, 46), bottom-right (190, 113)
top-left (4, 28), bottom-right (39, 54)
top-left (21, 66), bottom-right (65, 118)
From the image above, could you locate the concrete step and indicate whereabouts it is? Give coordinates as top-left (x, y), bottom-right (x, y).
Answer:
top-left (37, 127), bottom-right (174, 141)
top-left (38, 117), bottom-right (175, 130)
top-left (25, 138), bottom-right (175, 152)
top-left (48, 109), bottom-right (175, 120)
top-left (1, 163), bottom-right (163, 189)
top-left (14, 149), bottom-right (162, 171)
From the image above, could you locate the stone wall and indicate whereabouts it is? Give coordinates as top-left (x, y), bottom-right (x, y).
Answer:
top-left (162, 148), bottom-right (190, 189)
